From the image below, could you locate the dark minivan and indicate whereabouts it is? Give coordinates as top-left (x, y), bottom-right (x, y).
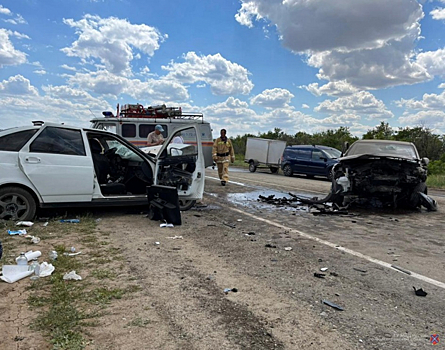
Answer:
top-left (280, 145), bottom-right (341, 180)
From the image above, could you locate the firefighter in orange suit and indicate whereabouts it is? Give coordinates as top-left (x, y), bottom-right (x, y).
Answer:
top-left (212, 129), bottom-right (235, 186)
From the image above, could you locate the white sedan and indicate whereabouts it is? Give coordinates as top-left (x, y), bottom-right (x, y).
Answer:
top-left (0, 122), bottom-right (205, 220)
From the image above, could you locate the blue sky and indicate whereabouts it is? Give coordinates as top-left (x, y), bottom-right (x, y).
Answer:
top-left (1, 0), bottom-right (445, 137)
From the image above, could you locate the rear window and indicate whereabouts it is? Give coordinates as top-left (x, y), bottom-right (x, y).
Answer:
top-left (0, 129), bottom-right (38, 151)
top-left (30, 127), bottom-right (86, 156)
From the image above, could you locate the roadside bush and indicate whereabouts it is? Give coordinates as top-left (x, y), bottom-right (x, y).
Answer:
top-left (428, 160), bottom-right (445, 175)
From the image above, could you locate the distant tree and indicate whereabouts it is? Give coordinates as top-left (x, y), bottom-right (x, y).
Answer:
top-left (362, 121), bottom-right (394, 140)
top-left (312, 127), bottom-right (358, 151)
top-left (394, 126), bottom-right (444, 160)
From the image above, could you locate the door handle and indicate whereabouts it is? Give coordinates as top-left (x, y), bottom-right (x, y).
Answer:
top-left (25, 156), bottom-right (41, 163)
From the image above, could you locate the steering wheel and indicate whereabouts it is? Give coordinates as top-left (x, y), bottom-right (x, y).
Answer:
top-left (104, 147), bottom-right (117, 157)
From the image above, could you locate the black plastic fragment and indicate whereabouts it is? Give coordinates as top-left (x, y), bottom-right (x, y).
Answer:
top-left (413, 287), bottom-right (427, 297)
top-left (322, 299), bottom-right (344, 311)
top-left (265, 244), bottom-right (277, 248)
top-left (314, 273), bottom-right (326, 279)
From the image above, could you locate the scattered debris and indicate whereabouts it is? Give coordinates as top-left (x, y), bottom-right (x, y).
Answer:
top-left (322, 299), bottom-right (344, 311)
top-left (314, 273), bottom-right (326, 279)
top-left (63, 270), bottom-right (82, 281)
top-left (60, 219), bottom-right (80, 223)
top-left (160, 222), bottom-right (174, 228)
top-left (353, 267), bottom-right (367, 273)
top-left (419, 193), bottom-right (438, 211)
top-left (237, 219), bottom-right (242, 222)
top-left (265, 244), bottom-right (277, 249)
top-left (16, 221), bottom-right (34, 227)
top-left (330, 272), bottom-right (339, 277)
top-left (245, 232), bottom-right (256, 236)
top-left (223, 221), bottom-right (236, 229)
top-left (63, 252), bottom-right (82, 256)
top-left (320, 267), bottom-right (328, 272)
top-left (42, 222), bottom-right (49, 227)
top-left (284, 247), bottom-right (292, 251)
top-left (167, 235), bottom-right (183, 239)
top-left (224, 288), bottom-right (238, 294)
top-left (413, 287), bottom-right (427, 297)
top-left (7, 229), bottom-right (27, 236)
top-left (1, 265), bottom-right (33, 283)
top-left (391, 265), bottom-right (412, 275)
top-left (154, 242), bottom-right (160, 246)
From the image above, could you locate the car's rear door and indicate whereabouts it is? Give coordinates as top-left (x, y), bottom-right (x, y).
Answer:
top-left (309, 149), bottom-right (328, 175)
top-left (18, 126), bottom-right (95, 203)
top-left (293, 148), bottom-right (312, 174)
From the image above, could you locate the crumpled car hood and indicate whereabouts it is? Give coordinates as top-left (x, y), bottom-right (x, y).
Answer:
top-left (339, 153), bottom-right (419, 163)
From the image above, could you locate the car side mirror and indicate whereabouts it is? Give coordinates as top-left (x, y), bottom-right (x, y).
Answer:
top-left (320, 157), bottom-right (327, 162)
top-left (422, 157), bottom-right (429, 166)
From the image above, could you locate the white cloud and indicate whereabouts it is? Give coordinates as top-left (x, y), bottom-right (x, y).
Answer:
top-left (250, 88), bottom-right (294, 108)
top-left (398, 110), bottom-right (445, 131)
top-left (66, 70), bottom-right (189, 102)
top-left (0, 29), bottom-right (27, 67)
top-left (6, 30), bottom-right (30, 40)
top-left (304, 81), bottom-right (358, 97)
top-left (0, 5), bottom-right (11, 15)
top-left (430, 7), bottom-right (445, 20)
top-left (235, 1), bottom-right (261, 28)
top-left (302, 104), bottom-right (309, 109)
top-left (0, 75), bottom-right (38, 96)
top-left (396, 90), bottom-right (445, 110)
top-left (62, 15), bottom-right (167, 76)
top-left (416, 48), bottom-right (445, 77)
top-left (33, 70), bottom-right (47, 75)
top-left (162, 52), bottom-right (254, 95)
top-left (236, 0), bottom-right (429, 89)
top-left (60, 64), bottom-right (77, 72)
top-left (314, 91), bottom-right (394, 120)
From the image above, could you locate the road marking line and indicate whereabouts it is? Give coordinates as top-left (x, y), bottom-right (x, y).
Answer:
top-left (228, 206), bottom-right (445, 290)
top-left (205, 175), bottom-right (326, 194)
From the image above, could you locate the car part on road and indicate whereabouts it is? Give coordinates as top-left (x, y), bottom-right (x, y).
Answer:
top-left (413, 287), bottom-right (428, 297)
top-left (223, 221), bottom-right (236, 229)
top-left (322, 299), bottom-right (344, 311)
top-left (391, 265), bottom-right (412, 275)
top-left (265, 243), bottom-right (277, 248)
top-left (313, 273), bottom-right (326, 278)
top-left (353, 268), bottom-right (367, 273)
top-left (419, 193), bottom-right (438, 211)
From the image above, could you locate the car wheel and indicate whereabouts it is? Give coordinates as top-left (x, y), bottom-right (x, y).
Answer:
top-left (270, 167), bottom-right (279, 174)
top-left (327, 167), bottom-right (333, 181)
top-left (283, 164), bottom-right (293, 177)
top-left (179, 199), bottom-right (196, 211)
top-left (406, 182), bottom-right (427, 209)
top-left (248, 162), bottom-right (257, 173)
top-left (0, 187), bottom-right (37, 221)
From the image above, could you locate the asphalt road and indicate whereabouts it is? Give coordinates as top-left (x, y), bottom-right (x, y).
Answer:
top-left (199, 166), bottom-right (445, 349)
top-left (79, 167), bottom-right (445, 349)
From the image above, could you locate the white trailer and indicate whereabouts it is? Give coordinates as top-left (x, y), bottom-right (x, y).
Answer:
top-left (244, 137), bottom-right (287, 173)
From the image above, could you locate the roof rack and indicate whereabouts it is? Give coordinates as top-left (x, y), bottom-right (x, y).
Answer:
top-left (102, 103), bottom-right (203, 121)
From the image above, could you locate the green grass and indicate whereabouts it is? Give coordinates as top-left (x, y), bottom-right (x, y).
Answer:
top-left (427, 174), bottom-right (445, 189)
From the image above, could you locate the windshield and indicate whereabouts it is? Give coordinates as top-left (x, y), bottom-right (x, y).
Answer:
top-left (347, 142), bottom-right (418, 159)
top-left (322, 148), bottom-right (341, 159)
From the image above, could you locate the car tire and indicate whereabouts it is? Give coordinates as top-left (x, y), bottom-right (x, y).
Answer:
top-left (249, 162), bottom-right (257, 173)
top-left (327, 167), bottom-right (333, 181)
top-left (179, 199), bottom-right (196, 211)
top-left (0, 187), bottom-right (37, 221)
top-left (270, 167), bottom-right (279, 174)
top-left (283, 164), bottom-right (293, 177)
top-left (406, 182), bottom-right (427, 209)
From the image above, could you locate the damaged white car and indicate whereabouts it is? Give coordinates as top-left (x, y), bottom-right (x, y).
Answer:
top-left (0, 122), bottom-right (204, 220)
top-left (331, 140), bottom-right (436, 210)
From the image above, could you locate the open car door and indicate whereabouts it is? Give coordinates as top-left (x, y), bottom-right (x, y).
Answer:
top-left (153, 125), bottom-right (205, 210)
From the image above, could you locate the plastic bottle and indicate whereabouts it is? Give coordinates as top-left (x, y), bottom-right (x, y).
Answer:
top-left (29, 259), bottom-right (40, 280)
top-left (49, 250), bottom-right (58, 261)
top-left (16, 252), bottom-right (28, 265)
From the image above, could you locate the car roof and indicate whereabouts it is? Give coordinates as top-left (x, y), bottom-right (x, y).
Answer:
top-left (351, 139), bottom-right (414, 146)
top-left (286, 145), bottom-right (337, 150)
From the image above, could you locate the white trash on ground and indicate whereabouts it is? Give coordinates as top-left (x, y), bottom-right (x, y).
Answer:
top-left (1, 265), bottom-right (33, 283)
top-left (63, 270), bottom-right (82, 281)
top-left (39, 262), bottom-right (55, 277)
top-left (16, 221), bottom-right (34, 227)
